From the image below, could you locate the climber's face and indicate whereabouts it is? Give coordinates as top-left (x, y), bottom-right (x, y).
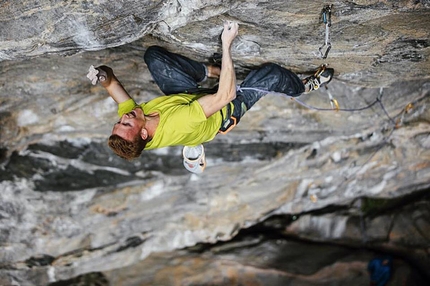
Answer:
top-left (111, 108), bottom-right (146, 141)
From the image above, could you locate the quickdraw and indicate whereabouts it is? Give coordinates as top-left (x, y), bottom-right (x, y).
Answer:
top-left (326, 86), bottom-right (339, 111)
top-left (318, 4), bottom-right (333, 59)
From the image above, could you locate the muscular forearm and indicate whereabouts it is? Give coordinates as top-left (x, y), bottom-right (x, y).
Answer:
top-left (217, 43), bottom-right (237, 103)
top-left (94, 66), bottom-right (132, 104)
top-left (197, 49), bottom-right (236, 118)
top-left (197, 21), bottom-right (238, 118)
top-left (104, 79), bottom-right (132, 104)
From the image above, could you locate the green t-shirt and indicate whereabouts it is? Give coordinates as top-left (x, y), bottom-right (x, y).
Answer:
top-left (118, 94), bottom-right (228, 150)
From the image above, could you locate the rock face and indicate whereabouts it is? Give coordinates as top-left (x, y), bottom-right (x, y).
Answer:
top-left (1, 0), bottom-right (429, 285)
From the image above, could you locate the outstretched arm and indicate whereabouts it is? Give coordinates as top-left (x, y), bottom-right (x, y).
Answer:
top-left (87, 65), bottom-right (131, 104)
top-left (197, 21), bottom-right (238, 118)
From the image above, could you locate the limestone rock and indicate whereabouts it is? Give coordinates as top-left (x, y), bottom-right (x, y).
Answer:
top-left (1, 0), bottom-right (430, 285)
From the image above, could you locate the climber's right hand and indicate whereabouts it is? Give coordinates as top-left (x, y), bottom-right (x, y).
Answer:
top-left (87, 65), bottom-right (115, 88)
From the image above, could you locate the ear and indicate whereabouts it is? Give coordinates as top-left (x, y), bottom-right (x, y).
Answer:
top-left (140, 128), bottom-right (148, 140)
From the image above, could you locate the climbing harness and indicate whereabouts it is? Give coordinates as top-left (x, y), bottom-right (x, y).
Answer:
top-left (218, 103), bottom-right (237, 134)
top-left (318, 4), bottom-right (333, 59)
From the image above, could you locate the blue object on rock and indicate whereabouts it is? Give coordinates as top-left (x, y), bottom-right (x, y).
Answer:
top-left (368, 256), bottom-right (393, 286)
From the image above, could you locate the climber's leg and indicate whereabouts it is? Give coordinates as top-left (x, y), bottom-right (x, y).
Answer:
top-left (144, 45), bottom-right (211, 95)
top-left (232, 63), bottom-right (305, 122)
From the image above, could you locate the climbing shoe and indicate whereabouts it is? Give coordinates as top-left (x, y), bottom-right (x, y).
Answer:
top-left (303, 65), bottom-right (334, 93)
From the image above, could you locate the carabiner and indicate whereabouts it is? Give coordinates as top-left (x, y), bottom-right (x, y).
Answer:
top-left (318, 5), bottom-right (333, 59)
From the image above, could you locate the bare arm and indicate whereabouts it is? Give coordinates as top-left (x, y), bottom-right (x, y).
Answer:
top-left (87, 65), bottom-right (131, 104)
top-left (197, 21), bottom-right (238, 118)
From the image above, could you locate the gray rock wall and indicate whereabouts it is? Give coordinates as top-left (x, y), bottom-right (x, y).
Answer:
top-left (1, 0), bottom-right (429, 285)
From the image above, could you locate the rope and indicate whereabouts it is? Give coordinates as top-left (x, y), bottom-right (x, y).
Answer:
top-left (237, 86), bottom-right (383, 113)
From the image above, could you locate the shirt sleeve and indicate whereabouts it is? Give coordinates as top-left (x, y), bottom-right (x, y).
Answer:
top-left (117, 99), bottom-right (139, 117)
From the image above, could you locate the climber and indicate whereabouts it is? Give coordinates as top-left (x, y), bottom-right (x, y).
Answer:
top-left (87, 21), bottom-right (334, 164)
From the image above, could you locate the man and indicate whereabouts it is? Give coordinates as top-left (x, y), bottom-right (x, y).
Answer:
top-left (87, 21), bottom-right (334, 166)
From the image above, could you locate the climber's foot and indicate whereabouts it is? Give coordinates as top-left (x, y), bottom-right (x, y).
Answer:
top-left (303, 65), bottom-right (334, 93)
top-left (207, 65), bottom-right (220, 78)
